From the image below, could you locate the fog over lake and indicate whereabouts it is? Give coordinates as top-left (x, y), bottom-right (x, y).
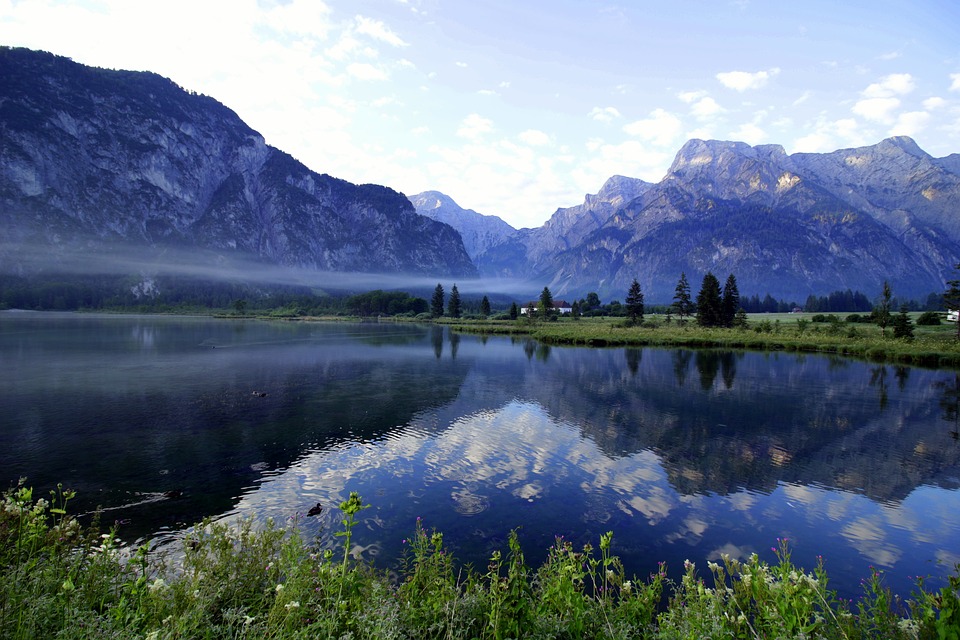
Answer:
top-left (3, 312), bottom-right (958, 599)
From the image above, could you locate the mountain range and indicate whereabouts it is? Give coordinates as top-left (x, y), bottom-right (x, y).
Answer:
top-left (0, 47), bottom-right (476, 283)
top-left (3, 46), bottom-right (960, 304)
top-left (412, 137), bottom-right (960, 302)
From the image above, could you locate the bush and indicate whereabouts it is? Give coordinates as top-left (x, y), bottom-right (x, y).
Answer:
top-left (917, 311), bottom-right (942, 326)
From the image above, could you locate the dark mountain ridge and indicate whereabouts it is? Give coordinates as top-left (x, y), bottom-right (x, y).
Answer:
top-left (0, 47), bottom-right (477, 284)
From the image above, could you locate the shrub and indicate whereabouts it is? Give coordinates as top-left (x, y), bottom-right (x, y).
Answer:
top-left (917, 311), bottom-right (941, 326)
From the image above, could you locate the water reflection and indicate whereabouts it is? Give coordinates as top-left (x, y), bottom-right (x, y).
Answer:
top-left (2, 312), bottom-right (958, 601)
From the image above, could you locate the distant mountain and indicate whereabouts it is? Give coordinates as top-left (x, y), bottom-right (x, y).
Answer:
top-left (418, 175), bottom-right (654, 281)
top-left (428, 138), bottom-right (960, 302)
top-left (408, 191), bottom-right (515, 261)
top-left (0, 47), bottom-right (477, 281)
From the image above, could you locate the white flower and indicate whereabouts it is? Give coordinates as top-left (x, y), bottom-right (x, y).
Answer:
top-left (275, 584), bottom-right (284, 592)
top-left (622, 581), bottom-right (632, 594)
top-left (148, 577), bottom-right (167, 593)
top-left (284, 601), bottom-right (300, 610)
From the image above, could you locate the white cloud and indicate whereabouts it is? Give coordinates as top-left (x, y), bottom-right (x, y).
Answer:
top-left (574, 139), bottom-right (673, 186)
top-left (889, 111), bottom-right (930, 137)
top-left (716, 68), bottom-right (780, 91)
top-left (456, 113), bottom-right (494, 139)
top-left (354, 15), bottom-right (407, 47)
top-left (792, 118), bottom-right (864, 153)
top-left (518, 129), bottom-right (551, 146)
top-left (346, 62), bottom-right (387, 81)
top-left (623, 108), bottom-right (684, 146)
top-left (852, 96), bottom-right (900, 123)
top-left (690, 96), bottom-right (723, 120)
top-left (923, 96), bottom-right (946, 110)
top-left (729, 122), bottom-right (766, 145)
top-left (863, 73), bottom-right (915, 98)
top-left (589, 106), bottom-right (622, 122)
top-left (950, 74), bottom-right (960, 92)
top-left (455, 61), bottom-right (468, 68)
top-left (677, 90), bottom-right (707, 104)
top-left (264, 0), bottom-right (333, 37)
top-left (793, 91), bottom-right (812, 106)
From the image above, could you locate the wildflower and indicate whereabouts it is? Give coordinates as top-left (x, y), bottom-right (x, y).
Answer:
top-left (146, 632), bottom-right (159, 640)
top-left (707, 561), bottom-right (720, 572)
top-left (606, 569), bottom-right (615, 581)
top-left (622, 581), bottom-right (632, 594)
top-left (275, 584), bottom-right (284, 592)
top-left (148, 577), bottom-right (167, 593)
top-left (244, 615), bottom-right (255, 625)
top-left (285, 601), bottom-right (300, 610)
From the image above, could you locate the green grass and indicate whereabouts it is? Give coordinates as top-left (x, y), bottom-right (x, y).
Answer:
top-left (3, 480), bottom-right (959, 639)
top-left (443, 314), bottom-right (960, 369)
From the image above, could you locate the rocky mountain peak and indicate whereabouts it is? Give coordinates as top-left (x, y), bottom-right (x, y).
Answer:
top-left (0, 47), bottom-right (477, 280)
top-left (878, 135), bottom-right (928, 158)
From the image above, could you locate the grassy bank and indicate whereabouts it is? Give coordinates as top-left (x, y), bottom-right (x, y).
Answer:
top-left (3, 481), bottom-right (958, 639)
top-left (442, 314), bottom-right (960, 369)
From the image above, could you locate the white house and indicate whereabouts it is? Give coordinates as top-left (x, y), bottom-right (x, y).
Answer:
top-left (520, 300), bottom-right (573, 315)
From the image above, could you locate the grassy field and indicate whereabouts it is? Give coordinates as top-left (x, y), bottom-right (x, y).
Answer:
top-left (440, 313), bottom-right (960, 369)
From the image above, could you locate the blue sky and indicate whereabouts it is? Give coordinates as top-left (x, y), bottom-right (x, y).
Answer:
top-left (2, 0), bottom-right (959, 228)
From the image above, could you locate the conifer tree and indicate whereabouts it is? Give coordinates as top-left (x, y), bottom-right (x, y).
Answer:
top-left (696, 272), bottom-right (723, 328)
top-left (430, 283), bottom-right (444, 318)
top-left (447, 284), bottom-right (462, 319)
top-left (480, 295), bottom-right (491, 318)
top-left (673, 272), bottom-right (693, 324)
top-left (721, 274), bottom-right (740, 328)
top-left (892, 305), bottom-right (914, 339)
top-left (625, 279), bottom-right (644, 326)
top-left (539, 286), bottom-right (554, 320)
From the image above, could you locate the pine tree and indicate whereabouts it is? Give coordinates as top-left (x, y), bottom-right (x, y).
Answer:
top-left (480, 295), bottom-right (491, 318)
top-left (447, 284), bottom-right (461, 319)
top-left (672, 272), bottom-right (693, 324)
top-left (696, 272), bottom-right (723, 328)
top-left (892, 305), bottom-right (914, 339)
top-left (430, 283), bottom-right (444, 318)
top-left (721, 274), bottom-right (740, 328)
top-left (625, 279), bottom-right (644, 326)
top-left (539, 286), bottom-right (554, 320)
top-left (509, 302), bottom-right (519, 320)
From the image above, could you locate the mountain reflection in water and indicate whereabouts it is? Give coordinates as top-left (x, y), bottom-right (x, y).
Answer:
top-left (2, 312), bottom-right (958, 600)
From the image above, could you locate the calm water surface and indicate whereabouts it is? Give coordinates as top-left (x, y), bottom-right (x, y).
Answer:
top-left (3, 311), bottom-right (959, 599)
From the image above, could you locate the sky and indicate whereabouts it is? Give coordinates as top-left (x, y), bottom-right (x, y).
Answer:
top-left (2, 0), bottom-right (960, 229)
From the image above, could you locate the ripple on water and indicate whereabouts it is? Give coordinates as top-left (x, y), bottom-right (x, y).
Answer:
top-left (451, 488), bottom-right (490, 515)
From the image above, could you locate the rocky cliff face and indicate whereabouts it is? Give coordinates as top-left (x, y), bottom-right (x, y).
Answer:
top-left (0, 47), bottom-right (476, 279)
top-left (499, 138), bottom-right (960, 301)
top-left (408, 191), bottom-right (515, 261)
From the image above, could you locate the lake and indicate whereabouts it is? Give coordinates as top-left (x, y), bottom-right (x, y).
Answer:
top-left (2, 311), bottom-right (958, 600)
